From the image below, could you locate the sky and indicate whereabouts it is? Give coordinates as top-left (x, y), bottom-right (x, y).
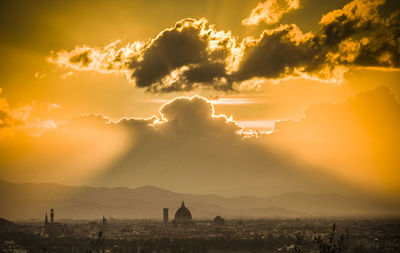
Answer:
top-left (0, 0), bottom-right (399, 203)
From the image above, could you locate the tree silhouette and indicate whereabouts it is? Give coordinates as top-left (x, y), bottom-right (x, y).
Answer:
top-left (314, 223), bottom-right (346, 253)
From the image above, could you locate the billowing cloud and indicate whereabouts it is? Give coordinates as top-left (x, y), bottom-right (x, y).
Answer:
top-left (319, 0), bottom-right (385, 45)
top-left (234, 24), bottom-right (318, 81)
top-left (242, 0), bottom-right (300, 26)
top-left (0, 95), bottom-right (354, 197)
top-left (0, 89), bottom-right (60, 137)
top-left (268, 86), bottom-right (400, 195)
top-left (156, 96), bottom-right (241, 136)
top-left (49, 19), bottom-right (238, 93)
top-left (236, 0), bottom-right (400, 83)
top-left (1, 90), bottom-right (400, 202)
top-left (48, 0), bottom-right (400, 92)
top-left (318, 0), bottom-right (400, 68)
top-left (0, 97), bottom-right (23, 129)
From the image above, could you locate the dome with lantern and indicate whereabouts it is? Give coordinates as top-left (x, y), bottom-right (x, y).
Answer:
top-left (174, 201), bottom-right (192, 222)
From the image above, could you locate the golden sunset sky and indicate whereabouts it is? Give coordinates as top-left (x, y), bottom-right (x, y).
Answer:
top-left (0, 0), bottom-right (399, 203)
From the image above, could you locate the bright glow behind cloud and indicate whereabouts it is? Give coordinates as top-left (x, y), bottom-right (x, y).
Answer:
top-left (47, 0), bottom-right (400, 93)
top-left (242, 0), bottom-right (300, 26)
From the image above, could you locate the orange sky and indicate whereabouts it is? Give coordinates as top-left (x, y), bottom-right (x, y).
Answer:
top-left (0, 0), bottom-right (399, 201)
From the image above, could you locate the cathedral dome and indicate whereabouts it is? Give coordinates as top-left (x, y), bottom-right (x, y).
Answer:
top-left (174, 201), bottom-right (192, 222)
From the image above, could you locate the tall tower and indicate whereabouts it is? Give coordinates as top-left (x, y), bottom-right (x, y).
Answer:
top-left (50, 208), bottom-right (54, 223)
top-left (163, 208), bottom-right (168, 223)
top-left (45, 213), bottom-right (48, 225)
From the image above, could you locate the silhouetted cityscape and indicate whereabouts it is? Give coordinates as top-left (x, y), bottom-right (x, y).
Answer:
top-left (0, 202), bottom-right (399, 252)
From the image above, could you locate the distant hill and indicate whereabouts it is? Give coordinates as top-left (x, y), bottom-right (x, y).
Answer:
top-left (0, 179), bottom-right (395, 220)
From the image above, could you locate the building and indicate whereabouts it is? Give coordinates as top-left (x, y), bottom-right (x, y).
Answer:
top-left (43, 208), bottom-right (69, 236)
top-left (173, 201), bottom-right (193, 227)
top-left (174, 201), bottom-right (192, 222)
top-left (163, 208), bottom-right (169, 223)
top-left (214, 216), bottom-right (225, 226)
top-left (50, 208), bottom-right (54, 223)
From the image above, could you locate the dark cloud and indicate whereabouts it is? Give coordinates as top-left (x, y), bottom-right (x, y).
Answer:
top-left (69, 50), bottom-right (92, 67)
top-left (316, 0), bottom-right (400, 69)
top-left (234, 24), bottom-right (316, 81)
top-left (50, 18), bottom-right (235, 93)
top-left (183, 62), bottom-right (227, 84)
top-left (234, 0), bottom-right (400, 82)
top-left (352, 14), bottom-right (400, 67)
top-left (133, 20), bottom-right (210, 87)
top-left (133, 19), bottom-right (235, 92)
top-left (318, 0), bottom-right (384, 45)
top-left (49, 0), bottom-right (400, 91)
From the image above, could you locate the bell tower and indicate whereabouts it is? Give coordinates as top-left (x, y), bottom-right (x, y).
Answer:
top-left (50, 208), bottom-right (54, 223)
top-left (163, 208), bottom-right (169, 223)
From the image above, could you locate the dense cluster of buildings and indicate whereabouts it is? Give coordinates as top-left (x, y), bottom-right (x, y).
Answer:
top-left (42, 208), bottom-right (71, 237)
top-left (40, 201), bottom-right (225, 237)
top-left (0, 203), bottom-right (399, 252)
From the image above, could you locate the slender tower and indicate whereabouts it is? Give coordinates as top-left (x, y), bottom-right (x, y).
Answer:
top-left (45, 213), bottom-right (48, 225)
top-left (50, 208), bottom-right (54, 223)
top-left (163, 208), bottom-right (168, 223)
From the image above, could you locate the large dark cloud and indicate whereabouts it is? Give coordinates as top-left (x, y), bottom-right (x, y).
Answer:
top-left (133, 20), bottom-right (222, 88)
top-left (236, 0), bottom-right (400, 82)
top-left (234, 24), bottom-right (317, 81)
top-left (50, 18), bottom-right (235, 93)
top-left (319, 0), bottom-right (385, 45)
top-left (316, 0), bottom-right (400, 68)
top-left (134, 19), bottom-right (236, 93)
top-left (49, 0), bottom-right (400, 91)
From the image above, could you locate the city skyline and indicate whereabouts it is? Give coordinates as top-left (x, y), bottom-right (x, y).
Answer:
top-left (1, 0), bottom-right (400, 209)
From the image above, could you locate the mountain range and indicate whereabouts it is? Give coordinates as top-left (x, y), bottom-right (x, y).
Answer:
top-left (0, 179), bottom-right (396, 221)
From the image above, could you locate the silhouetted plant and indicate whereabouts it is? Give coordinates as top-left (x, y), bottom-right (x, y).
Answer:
top-left (314, 223), bottom-right (346, 253)
top-left (89, 230), bottom-right (104, 253)
top-left (294, 232), bottom-right (304, 253)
